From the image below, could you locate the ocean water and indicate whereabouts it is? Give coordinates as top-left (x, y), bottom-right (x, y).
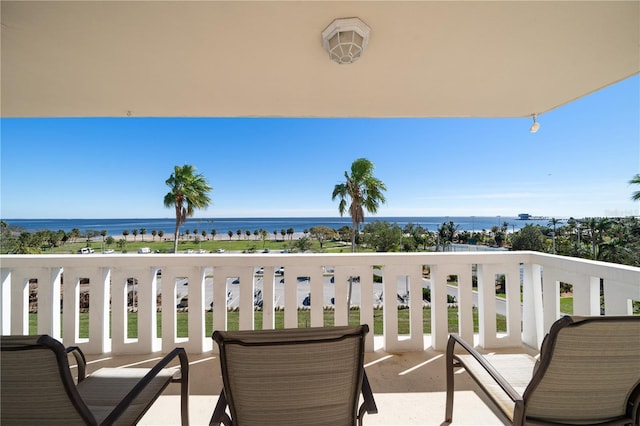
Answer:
top-left (3, 216), bottom-right (550, 235)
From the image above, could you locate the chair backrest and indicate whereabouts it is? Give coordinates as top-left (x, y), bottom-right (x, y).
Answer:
top-left (213, 325), bottom-right (368, 426)
top-left (1, 335), bottom-right (96, 425)
top-left (524, 316), bottom-right (640, 425)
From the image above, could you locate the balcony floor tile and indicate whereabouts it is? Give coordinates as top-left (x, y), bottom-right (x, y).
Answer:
top-left (83, 341), bottom-right (517, 426)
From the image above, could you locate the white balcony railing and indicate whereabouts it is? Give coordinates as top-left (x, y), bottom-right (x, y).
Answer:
top-left (1, 252), bottom-right (638, 355)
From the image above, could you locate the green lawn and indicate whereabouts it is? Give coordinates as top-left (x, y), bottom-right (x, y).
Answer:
top-left (42, 237), bottom-right (353, 255)
top-left (30, 307), bottom-right (506, 338)
top-left (560, 297), bottom-right (573, 314)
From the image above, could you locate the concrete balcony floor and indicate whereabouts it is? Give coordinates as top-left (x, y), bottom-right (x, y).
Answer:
top-left (80, 337), bottom-right (533, 425)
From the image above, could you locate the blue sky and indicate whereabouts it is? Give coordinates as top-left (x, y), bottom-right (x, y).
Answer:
top-left (1, 76), bottom-right (638, 220)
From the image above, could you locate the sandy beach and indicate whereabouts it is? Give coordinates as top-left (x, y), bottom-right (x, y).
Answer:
top-left (116, 231), bottom-right (307, 243)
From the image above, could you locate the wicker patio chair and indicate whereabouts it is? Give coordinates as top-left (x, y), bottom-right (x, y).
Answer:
top-left (445, 315), bottom-right (640, 426)
top-left (210, 325), bottom-right (377, 426)
top-left (1, 334), bottom-right (189, 425)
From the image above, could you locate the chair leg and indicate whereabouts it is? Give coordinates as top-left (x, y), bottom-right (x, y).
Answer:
top-left (445, 337), bottom-right (456, 424)
top-left (177, 349), bottom-right (190, 426)
top-left (181, 374), bottom-right (189, 426)
top-left (210, 389), bottom-right (232, 426)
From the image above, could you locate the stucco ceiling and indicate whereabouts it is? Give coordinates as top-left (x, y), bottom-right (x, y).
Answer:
top-left (1, 1), bottom-right (638, 118)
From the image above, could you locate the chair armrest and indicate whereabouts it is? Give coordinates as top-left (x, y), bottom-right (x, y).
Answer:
top-left (66, 346), bottom-right (87, 383)
top-left (102, 347), bottom-right (189, 425)
top-left (447, 334), bottom-right (523, 403)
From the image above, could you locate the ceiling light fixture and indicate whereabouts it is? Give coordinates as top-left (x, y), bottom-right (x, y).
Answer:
top-left (530, 114), bottom-right (540, 133)
top-left (322, 18), bottom-right (371, 65)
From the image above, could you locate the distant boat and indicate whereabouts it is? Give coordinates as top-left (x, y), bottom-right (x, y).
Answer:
top-left (518, 213), bottom-right (531, 220)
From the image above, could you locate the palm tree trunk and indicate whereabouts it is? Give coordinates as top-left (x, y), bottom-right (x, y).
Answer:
top-left (173, 206), bottom-right (181, 253)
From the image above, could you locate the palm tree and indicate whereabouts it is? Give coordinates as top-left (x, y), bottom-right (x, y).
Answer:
top-left (164, 164), bottom-right (212, 254)
top-left (332, 158), bottom-right (386, 309)
top-left (630, 174), bottom-right (640, 201)
top-left (332, 158), bottom-right (387, 252)
top-left (548, 218), bottom-right (563, 254)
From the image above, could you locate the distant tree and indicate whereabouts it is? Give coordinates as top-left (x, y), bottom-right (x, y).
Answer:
top-left (100, 229), bottom-right (107, 244)
top-left (228, 230), bottom-right (233, 240)
top-left (164, 164), bottom-right (212, 253)
top-left (185, 229), bottom-right (190, 240)
top-left (336, 226), bottom-right (352, 242)
top-left (132, 229), bottom-right (138, 241)
top-left (245, 229), bottom-right (251, 239)
top-left (309, 225), bottom-right (337, 249)
top-left (332, 158), bottom-right (387, 252)
top-left (280, 229), bottom-right (286, 240)
top-left (548, 218), bottom-right (563, 254)
top-left (437, 221), bottom-right (459, 251)
top-left (105, 236), bottom-right (115, 247)
top-left (630, 174), bottom-right (640, 201)
top-left (158, 230), bottom-right (164, 240)
top-left (211, 229), bottom-right (217, 240)
top-left (598, 238), bottom-right (631, 264)
top-left (140, 228), bottom-right (147, 241)
top-left (237, 229), bottom-right (242, 239)
top-left (253, 229), bottom-right (259, 240)
top-left (202, 230), bottom-right (207, 239)
top-left (362, 221), bottom-right (402, 252)
top-left (293, 236), bottom-right (313, 252)
top-left (70, 228), bottom-right (81, 243)
top-left (273, 230), bottom-right (278, 241)
top-left (116, 238), bottom-right (127, 252)
top-left (151, 229), bottom-right (158, 241)
top-left (122, 230), bottom-right (129, 240)
top-left (287, 228), bottom-right (294, 240)
top-left (511, 225), bottom-right (544, 251)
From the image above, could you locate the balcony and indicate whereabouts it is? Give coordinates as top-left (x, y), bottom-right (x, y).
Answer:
top-left (2, 251), bottom-right (639, 424)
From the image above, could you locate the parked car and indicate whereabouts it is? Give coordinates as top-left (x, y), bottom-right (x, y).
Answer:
top-left (138, 247), bottom-right (151, 254)
top-left (215, 248), bottom-right (225, 253)
top-left (78, 247), bottom-right (94, 254)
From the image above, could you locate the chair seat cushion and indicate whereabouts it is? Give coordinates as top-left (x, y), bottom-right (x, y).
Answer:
top-left (456, 354), bottom-right (536, 420)
top-left (77, 367), bottom-right (177, 425)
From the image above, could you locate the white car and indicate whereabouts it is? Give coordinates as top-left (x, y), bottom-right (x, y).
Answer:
top-left (138, 247), bottom-right (151, 254)
top-left (215, 248), bottom-right (225, 253)
top-left (78, 247), bottom-right (94, 254)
